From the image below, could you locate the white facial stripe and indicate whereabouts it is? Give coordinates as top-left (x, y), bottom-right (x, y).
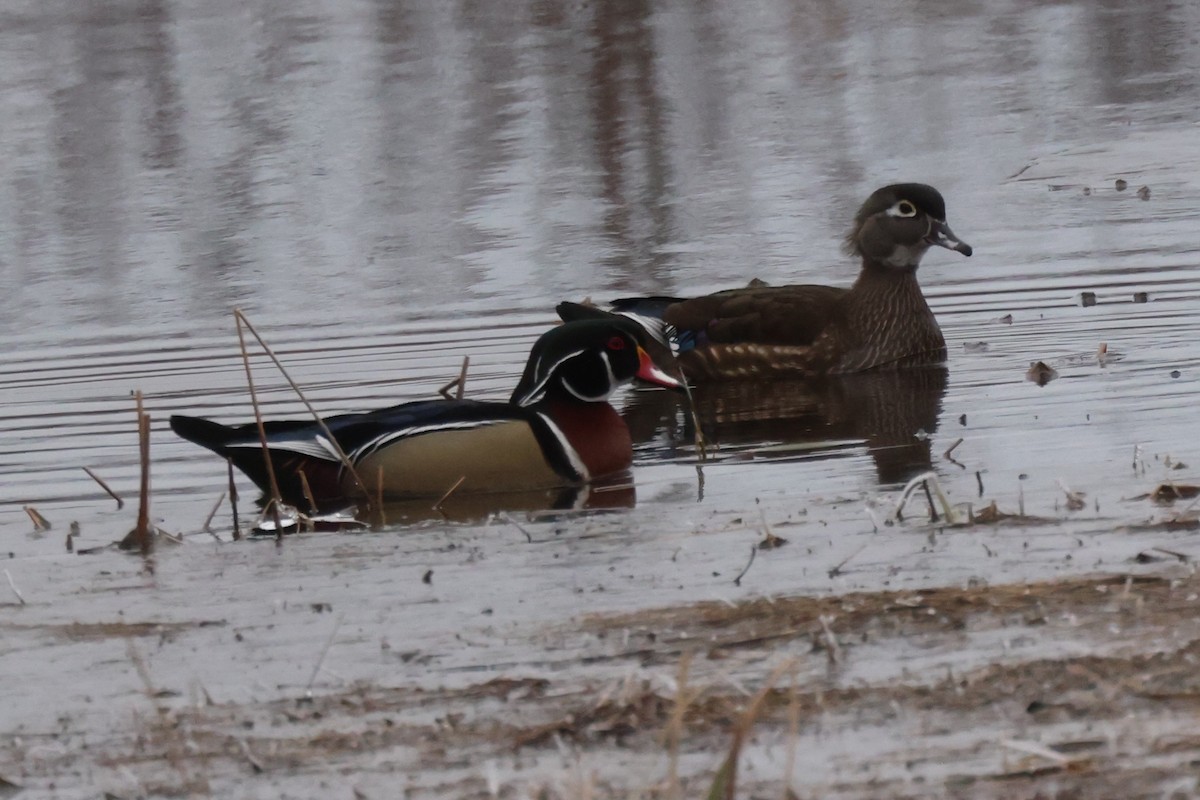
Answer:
top-left (535, 412), bottom-right (589, 481)
top-left (558, 351), bottom-right (619, 402)
top-left (518, 348), bottom-right (587, 407)
top-left (601, 351), bottom-right (618, 393)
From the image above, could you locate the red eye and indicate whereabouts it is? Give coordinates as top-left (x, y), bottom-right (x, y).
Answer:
top-left (607, 336), bottom-right (626, 351)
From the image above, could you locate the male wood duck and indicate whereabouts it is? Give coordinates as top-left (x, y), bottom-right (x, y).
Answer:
top-left (170, 320), bottom-right (682, 507)
top-left (559, 184), bottom-right (972, 382)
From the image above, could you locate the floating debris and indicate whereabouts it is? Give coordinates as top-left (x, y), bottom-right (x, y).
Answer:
top-left (997, 313), bottom-right (1014, 325)
top-left (1115, 178), bottom-right (1128, 191)
top-left (23, 506), bottom-right (51, 531)
top-left (1133, 291), bottom-right (1148, 303)
top-left (1134, 547), bottom-right (1189, 564)
top-left (1056, 479), bottom-right (1086, 511)
top-left (1079, 291), bottom-right (1097, 307)
top-left (758, 532), bottom-right (788, 550)
top-left (1136, 185), bottom-right (1151, 200)
top-left (1140, 483), bottom-right (1200, 504)
top-left (963, 341), bottom-right (989, 352)
top-left (1026, 361), bottom-right (1059, 386)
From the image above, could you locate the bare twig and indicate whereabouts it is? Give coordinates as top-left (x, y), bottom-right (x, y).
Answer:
top-left (82, 466), bottom-right (125, 508)
top-left (438, 356), bottom-right (470, 400)
top-left (998, 738), bottom-right (1073, 765)
top-left (943, 437), bottom-right (965, 469)
top-left (497, 512), bottom-right (534, 543)
top-left (4, 570), bottom-right (25, 605)
top-left (298, 471), bottom-right (318, 515)
top-left (827, 542), bottom-right (868, 578)
top-left (706, 659), bottom-right (795, 800)
top-left (433, 476), bottom-right (467, 517)
top-left (783, 673), bottom-right (800, 798)
top-left (305, 613), bottom-right (345, 697)
top-left (922, 480), bottom-right (939, 522)
top-left (202, 492), bottom-right (225, 534)
top-left (680, 379), bottom-right (707, 463)
top-left (891, 471), bottom-right (958, 525)
top-left (233, 312), bottom-right (285, 532)
top-left (732, 544), bottom-right (757, 586)
top-left (127, 638), bottom-right (162, 709)
top-left (818, 615), bottom-right (841, 664)
top-left (233, 309), bottom-right (369, 504)
top-left (662, 652), bottom-right (695, 799)
top-left (238, 738), bottom-right (265, 773)
top-left (376, 466), bottom-right (385, 522)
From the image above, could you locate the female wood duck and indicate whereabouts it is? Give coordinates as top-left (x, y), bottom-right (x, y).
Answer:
top-left (170, 320), bottom-right (681, 507)
top-left (560, 184), bottom-right (972, 382)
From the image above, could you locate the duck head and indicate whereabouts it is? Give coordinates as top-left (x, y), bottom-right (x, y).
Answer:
top-left (511, 320), bottom-right (682, 407)
top-left (845, 183), bottom-right (972, 271)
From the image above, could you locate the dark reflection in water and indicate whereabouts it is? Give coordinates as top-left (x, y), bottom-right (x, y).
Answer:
top-left (6, 0), bottom-right (1200, 338)
top-left (626, 367), bottom-right (948, 485)
top-left (369, 477), bottom-right (636, 526)
top-left (244, 472), bottom-right (636, 526)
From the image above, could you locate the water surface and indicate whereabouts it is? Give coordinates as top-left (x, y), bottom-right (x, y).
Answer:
top-left (2, 0), bottom-right (1199, 552)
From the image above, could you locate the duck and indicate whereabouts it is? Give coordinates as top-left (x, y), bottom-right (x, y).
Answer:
top-left (558, 183), bottom-right (972, 382)
top-left (169, 319), bottom-right (682, 507)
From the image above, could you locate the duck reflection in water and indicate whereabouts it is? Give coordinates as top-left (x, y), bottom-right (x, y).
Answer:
top-left (621, 366), bottom-right (948, 485)
top-left (355, 474), bottom-right (637, 527)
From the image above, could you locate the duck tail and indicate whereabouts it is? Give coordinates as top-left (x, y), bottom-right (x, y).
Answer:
top-left (171, 414), bottom-right (344, 505)
top-left (169, 415), bottom-right (241, 454)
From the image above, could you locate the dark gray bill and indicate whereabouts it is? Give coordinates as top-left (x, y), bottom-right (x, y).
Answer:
top-left (928, 220), bottom-right (973, 256)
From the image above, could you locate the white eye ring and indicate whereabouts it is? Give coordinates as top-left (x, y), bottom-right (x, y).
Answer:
top-left (889, 200), bottom-right (917, 218)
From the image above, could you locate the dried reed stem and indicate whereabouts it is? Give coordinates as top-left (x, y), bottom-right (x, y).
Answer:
top-left (23, 506), bottom-right (51, 531)
top-left (298, 471), bottom-right (318, 515)
top-left (232, 312), bottom-right (285, 524)
top-left (305, 613), bottom-right (345, 697)
top-left (433, 475), bottom-right (467, 516)
top-left (134, 391), bottom-right (153, 558)
top-left (226, 459), bottom-right (241, 541)
top-left (662, 652), bottom-right (694, 800)
top-left (707, 659), bottom-right (796, 800)
top-left (202, 492), bottom-right (225, 534)
top-left (438, 356), bottom-right (470, 400)
top-left (82, 466), bottom-right (125, 508)
top-left (233, 309), bottom-right (369, 504)
top-left (679, 379), bottom-right (707, 462)
top-left (4, 570), bottom-right (25, 605)
top-left (732, 543), bottom-right (756, 586)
